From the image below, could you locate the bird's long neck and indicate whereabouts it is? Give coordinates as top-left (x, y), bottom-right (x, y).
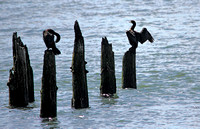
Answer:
top-left (130, 24), bottom-right (135, 31)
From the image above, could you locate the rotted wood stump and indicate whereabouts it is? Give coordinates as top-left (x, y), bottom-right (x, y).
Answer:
top-left (71, 20), bottom-right (89, 109)
top-left (40, 50), bottom-right (57, 118)
top-left (25, 46), bottom-right (35, 103)
top-left (122, 30), bottom-right (138, 89)
top-left (7, 32), bottom-right (34, 107)
top-left (100, 37), bottom-right (116, 96)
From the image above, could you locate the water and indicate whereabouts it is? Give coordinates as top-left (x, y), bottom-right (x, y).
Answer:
top-left (0, 0), bottom-right (200, 128)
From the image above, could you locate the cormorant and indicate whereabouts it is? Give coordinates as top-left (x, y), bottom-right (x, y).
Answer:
top-left (128, 20), bottom-right (154, 46)
top-left (43, 29), bottom-right (61, 55)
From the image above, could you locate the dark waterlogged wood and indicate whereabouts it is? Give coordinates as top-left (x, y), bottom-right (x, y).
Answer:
top-left (122, 30), bottom-right (138, 89)
top-left (40, 50), bottom-right (57, 118)
top-left (25, 46), bottom-right (35, 102)
top-left (100, 37), bottom-right (116, 96)
top-left (7, 32), bottom-right (34, 107)
top-left (71, 20), bottom-right (89, 109)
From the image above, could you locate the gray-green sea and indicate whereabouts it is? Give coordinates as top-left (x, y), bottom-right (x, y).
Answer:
top-left (0, 0), bottom-right (200, 128)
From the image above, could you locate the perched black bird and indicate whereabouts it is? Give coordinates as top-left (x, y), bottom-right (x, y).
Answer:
top-left (43, 29), bottom-right (61, 55)
top-left (128, 20), bottom-right (154, 46)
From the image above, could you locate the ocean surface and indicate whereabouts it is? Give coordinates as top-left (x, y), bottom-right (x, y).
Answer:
top-left (0, 0), bottom-right (200, 128)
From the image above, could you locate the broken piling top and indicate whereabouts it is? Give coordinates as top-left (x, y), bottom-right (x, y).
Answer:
top-left (71, 20), bottom-right (86, 73)
top-left (100, 37), bottom-right (116, 96)
top-left (71, 20), bottom-right (89, 109)
top-left (8, 32), bottom-right (28, 107)
top-left (72, 20), bottom-right (85, 59)
top-left (74, 20), bottom-right (83, 39)
top-left (24, 42), bottom-right (35, 103)
top-left (7, 32), bottom-right (34, 107)
top-left (40, 50), bottom-right (57, 118)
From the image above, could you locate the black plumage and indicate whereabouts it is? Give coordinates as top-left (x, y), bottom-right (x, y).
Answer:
top-left (128, 20), bottom-right (154, 46)
top-left (43, 29), bottom-right (61, 55)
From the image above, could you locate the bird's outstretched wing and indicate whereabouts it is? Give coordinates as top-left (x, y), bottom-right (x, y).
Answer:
top-left (139, 28), bottom-right (154, 44)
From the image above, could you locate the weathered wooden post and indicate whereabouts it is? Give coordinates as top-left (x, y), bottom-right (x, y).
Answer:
top-left (123, 20), bottom-right (154, 89)
top-left (100, 37), bottom-right (116, 96)
top-left (25, 46), bottom-right (35, 103)
top-left (122, 31), bottom-right (137, 89)
top-left (7, 32), bottom-right (34, 107)
top-left (40, 50), bottom-right (57, 118)
top-left (71, 20), bottom-right (89, 109)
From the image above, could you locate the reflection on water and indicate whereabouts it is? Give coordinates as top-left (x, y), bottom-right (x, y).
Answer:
top-left (41, 118), bottom-right (60, 129)
top-left (101, 96), bottom-right (118, 106)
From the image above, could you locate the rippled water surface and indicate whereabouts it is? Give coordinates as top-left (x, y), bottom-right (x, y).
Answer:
top-left (1, 0), bottom-right (200, 128)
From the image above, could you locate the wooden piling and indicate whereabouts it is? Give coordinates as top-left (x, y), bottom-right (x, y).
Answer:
top-left (122, 31), bottom-right (138, 89)
top-left (7, 32), bottom-right (34, 107)
top-left (40, 50), bottom-right (57, 118)
top-left (25, 46), bottom-right (35, 102)
top-left (71, 20), bottom-right (89, 109)
top-left (100, 37), bottom-right (116, 96)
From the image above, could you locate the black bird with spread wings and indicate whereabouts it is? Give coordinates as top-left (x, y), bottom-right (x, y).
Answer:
top-left (126, 20), bottom-right (154, 48)
top-left (43, 29), bottom-right (61, 55)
